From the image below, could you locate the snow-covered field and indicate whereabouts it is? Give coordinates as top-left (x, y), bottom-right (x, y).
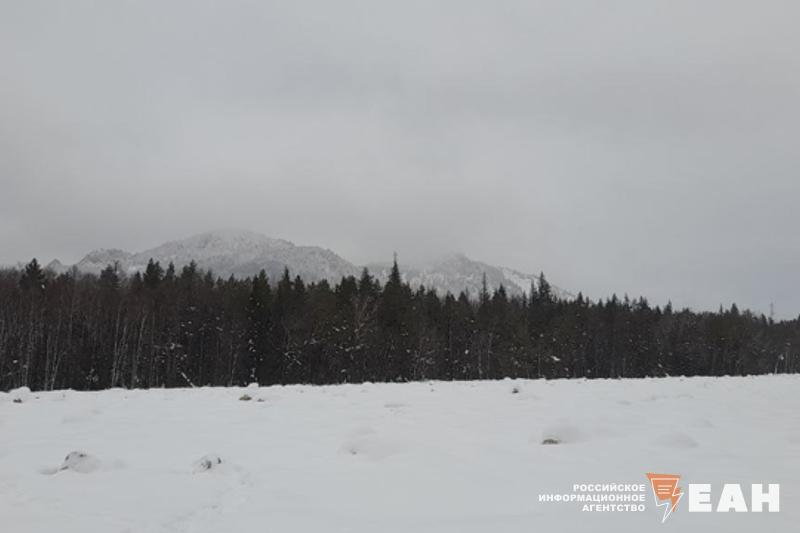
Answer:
top-left (1, 376), bottom-right (798, 532)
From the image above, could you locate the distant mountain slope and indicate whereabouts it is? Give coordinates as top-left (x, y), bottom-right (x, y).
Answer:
top-left (367, 253), bottom-right (571, 300)
top-left (75, 249), bottom-right (134, 274)
top-left (59, 230), bottom-right (570, 299)
top-left (73, 230), bottom-right (360, 284)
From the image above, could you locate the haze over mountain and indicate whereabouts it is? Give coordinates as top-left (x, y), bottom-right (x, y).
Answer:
top-left (44, 230), bottom-right (570, 300)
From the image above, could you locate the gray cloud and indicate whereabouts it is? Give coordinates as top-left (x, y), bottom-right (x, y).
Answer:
top-left (2, 0), bottom-right (799, 316)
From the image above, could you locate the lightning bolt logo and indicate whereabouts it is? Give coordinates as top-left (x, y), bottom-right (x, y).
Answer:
top-left (646, 473), bottom-right (682, 523)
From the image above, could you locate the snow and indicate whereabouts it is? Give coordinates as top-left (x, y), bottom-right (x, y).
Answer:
top-left (1, 376), bottom-right (797, 532)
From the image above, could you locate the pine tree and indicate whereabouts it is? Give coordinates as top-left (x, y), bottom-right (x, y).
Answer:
top-left (245, 270), bottom-right (271, 384)
top-left (19, 258), bottom-right (46, 292)
top-left (164, 262), bottom-right (176, 283)
top-left (358, 267), bottom-right (379, 296)
top-left (99, 263), bottom-right (120, 291)
top-left (181, 261), bottom-right (198, 282)
top-left (378, 255), bottom-right (412, 380)
top-left (480, 272), bottom-right (490, 308)
top-left (537, 272), bottom-right (552, 303)
top-left (143, 259), bottom-right (164, 289)
top-left (379, 256), bottom-right (406, 330)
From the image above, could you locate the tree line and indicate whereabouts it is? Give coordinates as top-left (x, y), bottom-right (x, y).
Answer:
top-left (0, 257), bottom-right (797, 391)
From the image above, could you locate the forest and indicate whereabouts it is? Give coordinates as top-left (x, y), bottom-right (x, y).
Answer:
top-left (0, 258), bottom-right (797, 391)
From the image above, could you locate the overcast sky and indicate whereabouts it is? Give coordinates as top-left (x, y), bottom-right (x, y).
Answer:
top-left (2, 1), bottom-right (799, 317)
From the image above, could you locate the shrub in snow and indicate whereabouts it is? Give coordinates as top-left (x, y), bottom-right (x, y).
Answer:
top-left (511, 386), bottom-right (521, 394)
top-left (239, 394), bottom-right (252, 401)
top-left (193, 454), bottom-right (223, 473)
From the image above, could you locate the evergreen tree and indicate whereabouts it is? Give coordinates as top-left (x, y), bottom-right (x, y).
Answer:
top-left (164, 262), bottom-right (176, 283)
top-left (19, 258), bottom-right (46, 292)
top-left (99, 263), bottom-right (120, 291)
top-left (143, 259), bottom-right (164, 289)
top-left (378, 256), bottom-right (412, 379)
top-left (537, 272), bottom-right (552, 303)
top-left (245, 270), bottom-right (271, 384)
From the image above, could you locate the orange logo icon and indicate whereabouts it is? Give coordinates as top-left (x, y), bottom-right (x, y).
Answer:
top-left (646, 473), bottom-right (682, 523)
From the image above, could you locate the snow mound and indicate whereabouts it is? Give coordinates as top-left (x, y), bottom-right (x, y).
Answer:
top-left (9, 386), bottom-right (33, 403)
top-left (340, 436), bottom-right (403, 460)
top-left (539, 423), bottom-right (586, 445)
top-left (193, 454), bottom-right (223, 473)
top-left (41, 451), bottom-right (102, 474)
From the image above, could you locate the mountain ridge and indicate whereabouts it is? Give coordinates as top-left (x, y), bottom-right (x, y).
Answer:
top-left (44, 230), bottom-right (571, 300)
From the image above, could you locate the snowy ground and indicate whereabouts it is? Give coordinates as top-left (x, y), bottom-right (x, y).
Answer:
top-left (1, 376), bottom-right (798, 532)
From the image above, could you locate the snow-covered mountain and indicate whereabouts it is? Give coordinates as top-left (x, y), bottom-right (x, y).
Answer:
top-left (367, 253), bottom-right (572, 300)
top-left (44, 259), bottom-right (69, 275)
top-left (72, 230), bottom-right (360, 285)
top-left (56, 230), bottom-right (570, 299)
